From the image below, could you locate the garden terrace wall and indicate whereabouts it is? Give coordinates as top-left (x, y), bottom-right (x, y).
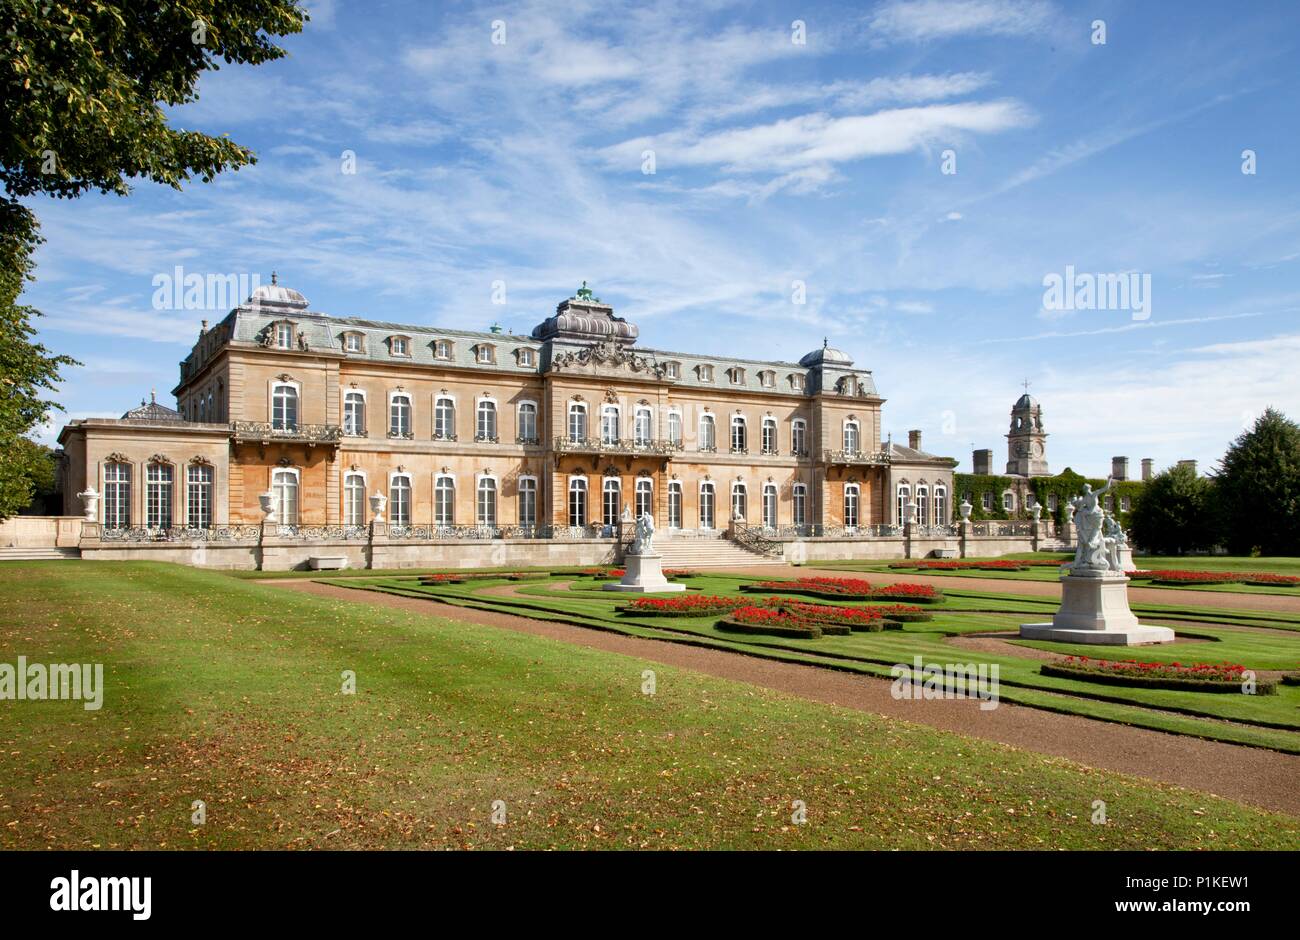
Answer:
top-left (773, 533), bottom-right (1052, 562)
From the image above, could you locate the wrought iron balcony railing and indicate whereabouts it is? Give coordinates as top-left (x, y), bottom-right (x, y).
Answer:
top-left (822, 449), bottom-right (891, 466)
top-left (553, 436), bottom-right (682, 457)
top-left (232, 421), bottom-right (342, 444)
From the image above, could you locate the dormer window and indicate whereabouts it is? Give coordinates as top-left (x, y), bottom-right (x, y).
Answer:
top-left (516, 348), bottom-right (535, 367)
top-left (759, 370), bottom-right (775, 388)
top-left (727, 367), bottom-right (745, 385)
top-left (790, 374), bottom-right (806, 392)
top-left (476, 344), bottom-right (496, 364)
top-left (343, 332), bottom-right (364, 354)
top-left (389, 336), bottom-right (411, 357)
top-left (698, 364), bottom-right (714, 382)
top-left (664, 361), bottom-right (681, 379)
top-left (434, 339), bottom-right (453, 360)
top-left (274, 322), bottom-right (294, 349)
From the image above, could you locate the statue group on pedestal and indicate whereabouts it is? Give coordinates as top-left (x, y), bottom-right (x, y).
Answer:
top-left (1067, 478), bottom-right (1129, 575)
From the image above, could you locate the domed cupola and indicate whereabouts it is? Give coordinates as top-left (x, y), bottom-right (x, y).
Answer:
top-left (246, 272), bottom-right (310, 311)
top-left (798, 338), bottom-right (854, 368)
top-left (531, 282), bottom-right (638, 344)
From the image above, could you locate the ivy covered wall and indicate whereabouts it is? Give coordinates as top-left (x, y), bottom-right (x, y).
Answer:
top-left (954, 468), bottom-right (1145, 528)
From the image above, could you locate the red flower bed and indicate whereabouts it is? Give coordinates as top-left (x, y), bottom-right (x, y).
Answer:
top-left (870, 583), bottom-right (941, 602)
top-left (663, 568), bottom-right (698, 579)
top-left (1060, 655), bottom-right (1248, 681)
top-left (785, 602), bottom-right (885, 630)
top-left (619, 594), bottom-right (748, 616)
top-left (718, 606), bottom-right (823, 639)
top-left (1145, 569), bottom-right (1235, 585)
top-left (860, 603), bottom-right (933, 622)
top-left (1041, 655), bottom-right (1276, 694)
top-left (1242, 572), bottom-right (1300, 586)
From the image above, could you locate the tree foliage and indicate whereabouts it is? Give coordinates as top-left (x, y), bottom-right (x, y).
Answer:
top-left (0, 1), bottom-right (307, 519)
top-left (1129, 463), bottom-right (1217, 555)
top-left (1214, 408), bottom-right (1300, 555)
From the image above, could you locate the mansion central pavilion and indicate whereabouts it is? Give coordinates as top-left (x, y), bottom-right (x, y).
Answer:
top-left (58, 280), bottom-right (958, 545)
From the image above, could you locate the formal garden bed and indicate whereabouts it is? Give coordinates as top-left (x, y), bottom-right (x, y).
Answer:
top-left (420, 571), bottom-right (549, 584)
top-left (716, 606), bottom-right (827, 639)
top-left (1040, 656), bottom-right (1277, 694)
top-left (743, 576), bottom-right (943, 603)
top-left (1128, 569), bottom-right (1298, 587)
top-left (617, 594), bottom-right (754, 617)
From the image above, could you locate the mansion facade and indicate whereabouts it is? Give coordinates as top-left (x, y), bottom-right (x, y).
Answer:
top-left (58, 280), bottom-right (958, 546)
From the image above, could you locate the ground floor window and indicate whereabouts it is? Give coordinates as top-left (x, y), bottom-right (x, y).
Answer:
top-left (518, 478), bottom-right (537, 527)
top-left (569, 478), bottom-right (588, 527)
top-left (896, 484), bottom-right (911, 524)
top-left (634, 478), bottom-right (652, 520)
top-left (435, 477), bottom-right (455, 526)
top-left (915, 485), bottom-right (928, 526)
top-left (389, 475), bottom-right (411, 527)
top-left (146, 462), bottom-right (173, 529)
top-left (104, 462), bottom-right (131, 529)
top-left (343, 473), bottom-right (366, 527)
top-left (187, 463), bottom-right (213, 529)
top-left (699, 483), bottom-right (715, 529)
top-left (602, 478), bottom-right (621, 527)
top-left (934, 485), bottom-right (947, 525)
top-left (477, 477), bottom-right (497, 526)
top-left (667, 481), bottom-right (682, 528)
top-left (844, 483), bottom-right (860, 529)
top-left (762, 484), bottom-right (777, 528)
top-left (731, 483), bottom-right (747, 522)
top-left (273, 469), bottom-right (299, 526)
top-left (792, 484), bottom-right (807, 528)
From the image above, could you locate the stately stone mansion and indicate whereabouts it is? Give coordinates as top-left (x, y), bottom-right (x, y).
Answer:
top-left (54, 279), bottom-right (1050, 569)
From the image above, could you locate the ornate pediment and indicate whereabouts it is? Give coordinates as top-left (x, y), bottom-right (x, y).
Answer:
top-left (549, 339), bottom-right (666, 379)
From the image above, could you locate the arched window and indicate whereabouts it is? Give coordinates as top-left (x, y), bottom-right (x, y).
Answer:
top-left (731, 481), bottom-right (747, 521)
top-left (730, 416), bottom-right (747, 454)
top-left (103, 461), bottom-right (131, 529)
top-left (896, 483), bottom-right (911, 525)
top-left (389, 393), bottom-right (412, 438)
top-left (634, 407), bottom-right (652, 446)
top-left (843, 420), bottom-right (861, 454)
top-left (915, 484), bottom-right (929, 526)
top-left (934, 485), bottom-right (948, 525)
top-left (518, 477), bottom-right (537, 527)
top-left (272, 468), bottom-right (299, 526)
top-left (187, 463), bottom-right (213, 529)
top-left (699, 414), bottom-right (716, 451)
top-left (343, 391), bottom-right (366, 436)
top-left (389, 474), bottom-right (412, 528)
top-left (792, 483), bottom-right (807, 528)
top-left (568, 477), bottom-right (588, 527)
top-left (476, 399), bottom-right (498, 442)
top-left (602, 477), bottom-right (621, 526)
top-left (343, 472), bottom-right (366, 527)
top-left (635, 478), bottom-right (653, 520)
top-left (699, 482), bottom-right (716, 529)
top-left (568, 403), bottom-right (588, 442)
top-left (761, 418), bottom-right (777, 455)
top-left (791, 419), bottom-right (807, 456)
top-left (146, 462), bottom-right (173, 529)
top-left (601, 405), bottom-right (620, 445)
top-left (762, 483), bottom-right (777, 529)
top-left (272, 384), bottom-right (298, 431)
top-left (517, 401), bottom-right (538, 444)
top-left (844, 483), bottom-right (860, 529)
top-left (434, 396), bottom-right (456, 440)
top-left (667, 481), bottom-right (683, 529)
top-left (434, 476), bottom-right (455, 526)
top-left (477, 477), bottom-right (497, 526)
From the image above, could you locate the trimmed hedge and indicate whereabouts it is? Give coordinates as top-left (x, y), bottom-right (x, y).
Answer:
top-left (716, 616), bottom-right (822, 639)
top-left (1040, 662), bottom-right (1276, 695)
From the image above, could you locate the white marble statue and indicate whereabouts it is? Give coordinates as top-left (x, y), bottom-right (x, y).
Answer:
top-left (630, 512), bottom-right (656, 555)
top-left (1069, 478), bottom-right (1114, 573)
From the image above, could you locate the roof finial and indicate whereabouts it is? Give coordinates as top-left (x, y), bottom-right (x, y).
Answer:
top-left (271, 270), bottom-right (278, 286)
top-left (823, 336), bottom-right (828, 348)
top-left (576, 280), bottom-right (593, 300)
top-left (150, 388), bottom-right (156, 404)
top-left (1022, 377), bottom-right (1031, 393)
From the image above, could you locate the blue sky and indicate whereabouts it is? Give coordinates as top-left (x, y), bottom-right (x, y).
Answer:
top-left (23, 0), bottom-right (1300, 476)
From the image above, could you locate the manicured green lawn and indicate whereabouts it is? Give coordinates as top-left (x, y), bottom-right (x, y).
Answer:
top-left (1, 560), bottom-right (1297, 849)
top-left (345, 572), bottom-right (1300, 753)
top-left (816, 554), bottom-right (1300, 595)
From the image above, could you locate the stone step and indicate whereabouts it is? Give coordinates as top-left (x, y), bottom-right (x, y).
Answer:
top-left (654, 538), bottom-right (786, 568)
top-left (0, 547), bottom-right (81, 561)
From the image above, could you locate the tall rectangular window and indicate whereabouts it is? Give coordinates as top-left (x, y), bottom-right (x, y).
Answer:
top-left (146, 463), bottom-right (173, 529)
top-left (477, 478), bottom-right (497, 526)
top-left (273, 469), bottom-right (299, 526)
top-left (568, 405), bottom-right (587, 442)
top-left (791, 420), bottom-right (806, 456)
top-left (699, 483), bottom-right (715, 529)
top-left (668, 482), bottom-right (682, 529)
top-left (518, 478), bottom-right (537, 527)
top-left (602, 478), bottom-right (620, 527)
top-left (730, 417), bottom-right (747, 453)
top-left (476, 401), bottom-right (498, 441)
top-left (389, 476), bottom-right (411, 527)
top-left (104, 462), bottom-right (131, 529)
top-left (568, 478), bottom-right (587, 527)
top-left (272, 384), bottom-right (298, 431)
top-left (667, 412), bottom-right (682, 446)
top-left (844, 484), bottom-right (860, 529)
top-left (601, 406), bottom-right (619, 445)
top-left (435, 477), bottom-right (455, 526)
top-left (344, 473), bottom-right (366, 527)
top-left (762, 419), bottom-right (777, 455)
top-left (844, 421), bottom-right (860, 454)
top-left (763, 485), bottom-right (777, 528)
top-left (518, 402), bottom-right (538, 443)
top-left (434, 398), bottom-right (455, 440)
top-left (186, 464), bottom-right (213, 529)
top-left (343, 392), bottom-right (365, 436)
top-left (634, 479), bottom-right (652, 520)
top-left (699, 415), bottom-right (716, 451)
top-left (793, 484), bottom-right (807, 528)
top-left (390, 394), bottom-right (412, 438)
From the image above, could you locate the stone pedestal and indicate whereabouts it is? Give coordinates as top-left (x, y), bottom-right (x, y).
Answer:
top-left (1020, 572), bottom-right (1174, 645)
top-left (602, 553), bottom-right (686, 593)
top-left (1116, 545), bottom-right (1137, 572)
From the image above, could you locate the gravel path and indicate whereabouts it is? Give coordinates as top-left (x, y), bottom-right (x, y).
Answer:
top-left (265, 578), bottom-right (1300, 816)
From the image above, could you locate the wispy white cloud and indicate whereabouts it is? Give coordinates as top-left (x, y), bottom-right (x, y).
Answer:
top-left (869, 0), bottom-right (1058, 43)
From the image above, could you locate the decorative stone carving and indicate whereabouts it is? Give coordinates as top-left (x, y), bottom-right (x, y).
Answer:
top-left (958, 498), bottom-right (973, 521)
top-left (549, 339), bottom-right (667, 378)
top-left (258, 490), bottom-right (277, 523)
top-left (630, 512), bottom-right (656, 555)
top-left (77, 486), bottom-right (100, 522)
top-left (369, 492), bottom-right (387, 524)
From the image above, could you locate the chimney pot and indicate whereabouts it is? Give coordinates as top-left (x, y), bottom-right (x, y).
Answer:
top-left (908, 429), bottom-right (922, 451)
top-left (1141, 458), bottom-right (1154, 481)
top-left (1111, 456), bottom-right (1129, 481)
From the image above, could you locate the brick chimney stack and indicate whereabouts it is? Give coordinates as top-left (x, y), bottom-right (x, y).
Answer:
top-left (973, 449), bottom-right (992, 475)
top-left (908, 429), bottom-right (922, 451)
top-left (1177, 459), bottom-right (1198, 476)
top-left (1141, 458), bottom-right (1154, 481)
top-left (1111, 456), bottom-right (1129, 481)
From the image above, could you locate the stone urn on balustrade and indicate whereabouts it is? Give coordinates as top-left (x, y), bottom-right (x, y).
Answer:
top-left (258, 490), bottom-right (277, 524)
top-left (369, 492), bottom-right (387, 525)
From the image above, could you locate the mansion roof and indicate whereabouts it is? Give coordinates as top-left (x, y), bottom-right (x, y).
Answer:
top-left (178, 280), bottom-right (881, 400)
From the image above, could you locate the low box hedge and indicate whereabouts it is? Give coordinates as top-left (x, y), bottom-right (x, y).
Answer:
top-left (1040, 662), bottom-right (1275, 694)
top-left (716, 616), bottom-right (822, 639)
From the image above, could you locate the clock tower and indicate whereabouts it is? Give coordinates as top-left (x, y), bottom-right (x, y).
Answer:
top-left (1006, 390), bottom-right (1049, 476)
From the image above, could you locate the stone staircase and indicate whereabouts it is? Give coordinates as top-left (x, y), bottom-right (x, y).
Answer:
top-left (0, 547), bottom-right (81, 561)
top-left (653, 535), bottom-right (786, 569)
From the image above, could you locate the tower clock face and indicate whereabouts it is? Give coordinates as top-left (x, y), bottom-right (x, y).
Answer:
top-left (1032, 442), bottom-right (1043, 457)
